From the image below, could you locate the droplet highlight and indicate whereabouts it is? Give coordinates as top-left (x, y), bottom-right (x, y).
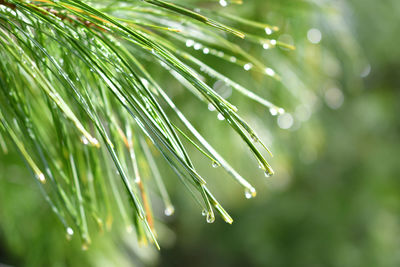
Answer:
top-left (244, 187), bottom-right (257, 199)
top-left (244, 63), bottom-right (253, 71)
top-left (36, 172), bottom-right (46, 184)
top-left (208, 103), bottom-right (216, 111)
top-left (265, 68), bottom-right (275, 77)
top-left (269, 107), bottom-right (278, 116)
top-left (186, 39), bottom-right (195, 47)
top-left (212, 161), bottom-right (220, 168)
top-left (164, 205), bottom-right (175, 216)
top-left (66, 227), bottom-right (74, 240)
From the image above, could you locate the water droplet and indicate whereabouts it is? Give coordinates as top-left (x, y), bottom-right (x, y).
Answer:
top-left (203, 48), bottom-right (210, 54)
top-left (269, 107), bottom-right (278, 116)
top-left (208, 103), bottom-right (216, 111)
top-left (265, 68), bottom-right (275, 76)
top-left (67, 227), bottom-right (74, 235)
top-left (229, 56), bottom-right (237, 62)
top-left (80, 136), bottom-right (89, 145)
top-left (186, 39), bottom-right (195, 47)
top-left (134, 175), bottom-right (141, 184)
top-left (270, 39), bottom-right (277, 45)
top-left (82, 136), bottom-right (99, 147)
top-left (263, 43), bottom-right (270, 50)
top-left (264, 169), bottom-right (274, 178)
top-left (212, 161), bottom-right (220, 168)
top-left (36, 172), bottom-right (46, 184)
top-left (201, 209), bottom-right (207, 216)
top-left (194, 43), bottom-right (202, 50)
top-left (66, 227), bottom-right (74, 240)
top-left (219, 0), bottom-right (228, 7)
top-left (243, 63), bottom-right (253, 71)
top-left (164, 205), bottom-right (175, 216)
top-left (265, 27), bottom-right (273, 35)
top-left (244, 187), bottom-right (257, 199)
top-left (206, 212), bottom-right (215, 223)
top-left (217, 113), bottom-right (225, 120)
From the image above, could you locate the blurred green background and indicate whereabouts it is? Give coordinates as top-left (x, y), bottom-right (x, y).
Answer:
top-left (1, 0), bottom-right (400, 266)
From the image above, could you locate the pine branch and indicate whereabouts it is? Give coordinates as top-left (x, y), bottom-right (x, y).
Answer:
top-left (0, 0), bottom-right (291, 249)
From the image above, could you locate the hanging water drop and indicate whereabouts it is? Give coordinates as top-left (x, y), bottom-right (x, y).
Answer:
top-left (244, 187), bottom-right (257, 199)
top-left (217, 113), bottom-right (225, 120)
top-left (269, 107), bottom-right (278, 116)
top-left (66, 227), bottom-right (74, 240)
top-left (212, 161), bottom-right (220, 168)
top-left (265, 27), bottom-right (273, 35)
top-left (264, 169), bottom-right (274, 178)
top-left (80, 135), bottom-right (89, 145)
top-left (244, 63), bottom-right (253, 71)
top-left (194, 43), bottom-right (202, 50)
top-left (265, 68), bottom-right (275, 77)
top-left (36, 172), bottom-right (46, 184)
top-left (206, 212), bottom-right (215, 223)
top-left (186, 39), bottom-right (195, 47)
top-left (219, 0), bottom-right (228, 7)
top-left (164, 205), bottom-right (175, 216)
top-left (134, 175), bottom-right (141, 184)
top-left (208, 103), bottom-right (216, 111)
top-left (263, 43), bottom-right (270, 50)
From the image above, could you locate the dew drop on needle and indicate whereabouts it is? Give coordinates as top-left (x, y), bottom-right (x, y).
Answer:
top-left (164, 205), bottom-right (175, 216)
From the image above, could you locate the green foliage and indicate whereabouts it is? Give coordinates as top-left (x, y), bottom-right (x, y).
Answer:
top-left (3, 0), bottom-right (397, 266)
top-left (0, 0), bottom-right (291, 251)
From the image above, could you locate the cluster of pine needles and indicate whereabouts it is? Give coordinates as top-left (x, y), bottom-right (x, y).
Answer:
top-left (0, 0), bottom-right (293, 249)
